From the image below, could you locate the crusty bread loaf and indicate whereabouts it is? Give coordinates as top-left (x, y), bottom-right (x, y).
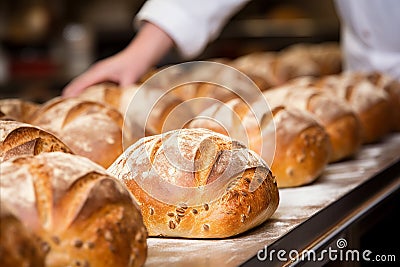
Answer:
top-left (289, 72), bottom-right (398, 136)
top-left (0, 98), bottom-right (40, 122)
top-left (171, 64), bottom-right (264, 114)
top-left (0, 152), bottom-right (147, 267)
top-left (363, 72), bottom-right (400, 131)
top-left (76, 83), bottom-right (148, 138)
top-left (280, 42), bottom-right (342, 76)
top-left (0, 120), bottom-right (72, 162)
top-left (262, 86), bottom-right (362, 162)
top-left (232, 50), bottom-right (319, 89)
top-left (108, 128), bottom-right (279, 238)
top-left (232, 43), bottom-right (342, 89)
top-left (122, 85), bottom-right (195, 135)
top-left (273, 51), bottom-right (321, 83)
top-left (232, 52), bottom-right (283, 88)
top-left (77, 83), bottom-right (122, 109)
top-left (29, 97), bottom-right (136, 168)
top-left (0, 204), bottom-right (45, 267)
top-left (79, 83), bottom-right (194, 136)
top-left (309, 73), bottom-right (392, 143)
top-left (187, 98), bottom-right (250, 143)
top-left (189, 99), bottom-right (332, 188)
top-left (172, 82), bottom-right (240, 114)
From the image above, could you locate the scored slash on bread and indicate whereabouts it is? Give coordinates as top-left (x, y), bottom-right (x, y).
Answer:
top-left (108, 128), bottom-right (279, 238)
top-left (28, 97), bottom-right (138, 168)
top-left (189, 97), bottom-right (332, 188)
top-left (289, 72), bottom-right (394, 143)
top-left (262, 86), bottom-right (362, 162)
top-left (78, 83), bottom-right (195, 136)
top-left (0, 152), bottom-right (148, 267)
top-left (0, 120), bottom-right (72, 162)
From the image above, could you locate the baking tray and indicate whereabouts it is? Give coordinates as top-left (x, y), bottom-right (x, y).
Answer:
top-left (144, 133), bottom-right (400, 267)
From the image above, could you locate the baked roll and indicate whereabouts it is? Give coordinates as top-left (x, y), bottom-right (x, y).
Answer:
top-left (29, 97), bottom-right (136, 168)
top-left (108, 128), bottom-right (279, 238)
top-left (0, 152), bottom-right (147, 267)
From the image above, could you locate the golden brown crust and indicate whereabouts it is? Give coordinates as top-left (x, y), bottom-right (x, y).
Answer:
top-left (274, 51), bottom-right (321, 82)
top-left (78, 83), bottom-right (122, 110)
top-left (0, 204), bottom-right (45, 267)
top-left (78, 84), bottom-right (195, 136)
top-left (188, 97), bottom-right (332, 188)
top-left (29, 97), bottom-right (132, 168)
top-left (231, 43), bottom-right (341, 89)
top-left (122, 168), bottom-right (278, 238)
top-left (280, 42), bottom-right (342, 76)
top-left (232, 52), bottom-right (283, 88)
top-left (108, 128), bottom-right (279, 238)
top-left (0, 120), bottom-right (72, 162)
top-left (314, 73), bottom-right (392, 143)
top-left (0, 98), bottom-right (40, 123)
top-left (364, 72), bottom-right (400, 131)
top-left (323, 114), bottom-right (362, 162)
top-left (262, 86), bottom-right (362, 162)
top-left (0, 152), bottom-right (147, 267)
top-left (246, 105), bottom-right (331, 188)
top-left (266, 111), bottom-right (331, 187)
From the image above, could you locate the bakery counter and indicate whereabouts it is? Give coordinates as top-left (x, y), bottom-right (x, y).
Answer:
top-left (144, 133), bottom-right (400, 267)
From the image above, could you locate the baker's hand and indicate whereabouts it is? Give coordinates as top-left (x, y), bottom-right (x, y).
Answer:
top-left (62, 22), bottom-right (174, 97)
top-left (62, 51), bottom-right (141, 97)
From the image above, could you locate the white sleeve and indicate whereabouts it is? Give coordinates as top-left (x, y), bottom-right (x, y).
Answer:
top-left (335, 0), bottom-right (400, 80)
top-left (135, 0), bottom-right (250, 59)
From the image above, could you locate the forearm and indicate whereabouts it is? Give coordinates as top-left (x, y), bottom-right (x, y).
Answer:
top-left (124, 21), bottom-right (174, 79)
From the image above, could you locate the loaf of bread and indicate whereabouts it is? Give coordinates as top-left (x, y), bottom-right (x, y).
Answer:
top-left (0, 120), bottom-right (72, 162)
top-left (29, 97), bottom-right (136, 168)
top-left (0, 204), bottom-right (45, 267)
top-left (273, 51), bottom-right (321, 83)
top-left (0, 98), bottom-right (40, 122)
top-left (297, 73), bottom-right (393, 143)
top-left (0, 152), bottom-right (147, 267)
top-left (232, 52), bottom-right (283, 88)
top-left (79, 83), bottom-right (194, 136)
top-left (108, 128), bottom-right (279, 238)
top-left (172, 82), bottom-right (240, 114)
top-left (232, 50), bottom-right (320, 89)
top-left (262, 86), bottom-right (362, 162)
top-left (232, 43), bottom-right (342, 89)
top-left (171, 64), bottom-right (264, 115)
top-left (362, 72), bottom-right (400, 131)
top-left (139, 61), bottom-right (264, 113)
top-left (280, 42), bottom-right (342, 76)
top-left (189, 99), bottom-right (332, 188)
top-left (76, 83), bottom-right (148, 138)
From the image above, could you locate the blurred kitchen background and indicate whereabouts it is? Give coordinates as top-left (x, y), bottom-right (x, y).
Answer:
top-left (0, 0), bottom-right (340, 102)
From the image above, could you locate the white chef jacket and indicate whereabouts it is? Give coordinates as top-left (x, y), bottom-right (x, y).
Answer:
top-left (335, 0), bottom-right (400, 80)
top-left (136, 0), bottom-right (400, 80)
top-left (135, 0), bottom-right (250, 59)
